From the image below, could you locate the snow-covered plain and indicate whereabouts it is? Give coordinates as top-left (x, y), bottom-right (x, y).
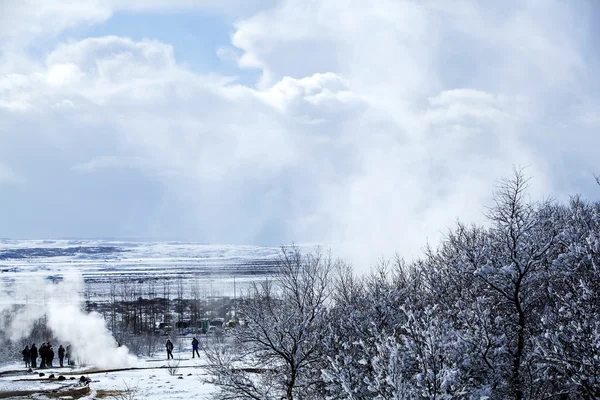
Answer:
top-left (0, 239), bottom-right (287, 303)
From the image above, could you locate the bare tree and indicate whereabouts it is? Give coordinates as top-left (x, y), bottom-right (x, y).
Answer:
top-left (206, 246), bottom-right (334, 400)
top-left (109, 280), bottom-right (118, 335)
top-left (190, 278), bottom-right (202, 330)
top-left (162, 280), bottom-right (171, 326)
top-left (147, 280), bottom-right (158, 333)
top-left (331, 260), bottom-right (363, 306)
top-left (119, 280), bottom-right (131, 335)
top-left (176, 275), bottom-right (185, 334)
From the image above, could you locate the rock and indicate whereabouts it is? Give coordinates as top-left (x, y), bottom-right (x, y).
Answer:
top-left (48, 374), bottom-right (55, 379)
top-left (38, 372), bottom-right (45, 377)
top-left (58, 375), bottom-right (66, 381)
top-left (178, 376), bottom-right (183, 379)
top-left (69, 377), bottom-right (76, 380)
top-left (187, 373), bottom-right (192, 376)
top-left (27, 368), bottom-right (33, 373)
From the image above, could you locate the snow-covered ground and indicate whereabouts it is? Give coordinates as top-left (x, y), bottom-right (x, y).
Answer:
top-left (0, 345), bottom-right (219, 399)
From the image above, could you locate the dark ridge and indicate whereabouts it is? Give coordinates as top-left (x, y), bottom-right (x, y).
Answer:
top-left (0, 246), bottom-right (129, 260)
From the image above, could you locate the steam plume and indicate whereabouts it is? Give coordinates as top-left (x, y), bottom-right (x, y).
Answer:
top-left (0, 272), bottom-right (138, 369)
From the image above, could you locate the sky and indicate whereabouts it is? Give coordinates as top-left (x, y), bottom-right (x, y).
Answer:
top-left (0, 0), bottom-right (599, 268)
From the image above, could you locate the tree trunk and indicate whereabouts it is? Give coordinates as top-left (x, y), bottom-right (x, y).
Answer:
top-left (512, 287), bottom-right (525, 400)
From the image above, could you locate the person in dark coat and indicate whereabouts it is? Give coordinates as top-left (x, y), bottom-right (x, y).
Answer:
top-left (165, 339), bottom-right (174, 360)
top-left (39, 343), bottom-right (47, 368)
top-left (47, 344), bottom-right (54, 368)
top-left (58, 345), bottom-right (65, 367)
top-left (66, 344), bottom-right (73, 366)
top-left (191, 337), bottom-right (200, 358)
top-left (30, 344), bottom-right (38, 369)
top-left (22, 346), bottom-right (30, 368)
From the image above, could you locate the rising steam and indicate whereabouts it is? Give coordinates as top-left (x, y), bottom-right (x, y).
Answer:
top-left (0, 272), bottom-right (138, 369)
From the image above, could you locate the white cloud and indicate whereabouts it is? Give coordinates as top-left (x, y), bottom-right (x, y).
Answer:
top-left (425, 89), bottom-right (511, 124)
top-left (0, 0), bottom-right (598, 269)
top-left (0, 0), bottom-right (276, 48)
top-left (0, 164), bottom-right (22, 185)
top-left (72, 156), bottom-right (148, 173)
top-left (46, 63), bottom-right (84, 87)
top-left (575, 101), bottom-right (600, 127)
top-left (0, 1), bottom-right (111, 47)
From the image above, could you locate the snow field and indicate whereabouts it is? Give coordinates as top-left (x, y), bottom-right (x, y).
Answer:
top-left (0, 347), bottom-right (218, 399)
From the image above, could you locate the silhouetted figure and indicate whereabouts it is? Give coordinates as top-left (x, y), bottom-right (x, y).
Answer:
top-left (166, 339), bottom-right (174, 359)
top-left (191, 337), bottom-right (200, 358)
top-left (39, 343), bottom-right (47, 369)
top-left (22, 346), bottom-right (30, 368)
top-left (47, 344), bottom-right (54, 368)
top-left (58, 345), bottom-right (65, 367)
top-left (30, 344), bottom-right (38, 369)
top-left (66, 344), bottom-right (74, 366)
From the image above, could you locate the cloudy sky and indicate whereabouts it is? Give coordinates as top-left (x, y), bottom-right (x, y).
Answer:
top-left (0, 0), bottom-right (599, 266)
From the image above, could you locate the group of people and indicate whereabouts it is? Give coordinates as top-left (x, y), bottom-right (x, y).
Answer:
top-left (22, 343), bottom-right (71, 369)
top-left (165, 337), bottom-right (201, 359)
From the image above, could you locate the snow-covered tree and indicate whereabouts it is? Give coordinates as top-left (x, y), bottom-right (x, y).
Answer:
top-left (206, 171), bottom-right (600, 399)
top-left (535, 197), bottom-right (600, 398)
top-left (323, 260), bottom-right (474, 399)
top-left (443, 170), bottom-right (559, 398)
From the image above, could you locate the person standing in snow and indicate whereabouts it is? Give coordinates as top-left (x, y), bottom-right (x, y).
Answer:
top-left (66, 344), bottom-right (73, 366)
top-left (166, 339), bottom-right (174, 360)
top-left (30, 344), bottom-right (38, 369)
top-left (22, 345), bottom-right (30, 368)
top-left (39, 343), bottom-right (47, 368)
top-left (191, 337), bottom-right (200, 358)
top-left (58, 345), bottom-right (65, 367)
top-left (47, 344), bottom-right (54, 368)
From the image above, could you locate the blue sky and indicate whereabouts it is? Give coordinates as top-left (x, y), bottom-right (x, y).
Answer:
top-left (0, 0), bottom-right (599, 267)
top-left (70, 12), bottom-right (231, 70)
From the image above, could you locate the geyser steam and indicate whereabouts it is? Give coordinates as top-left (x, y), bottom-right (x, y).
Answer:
top-left (0, 272), bottom-right (138, 368)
